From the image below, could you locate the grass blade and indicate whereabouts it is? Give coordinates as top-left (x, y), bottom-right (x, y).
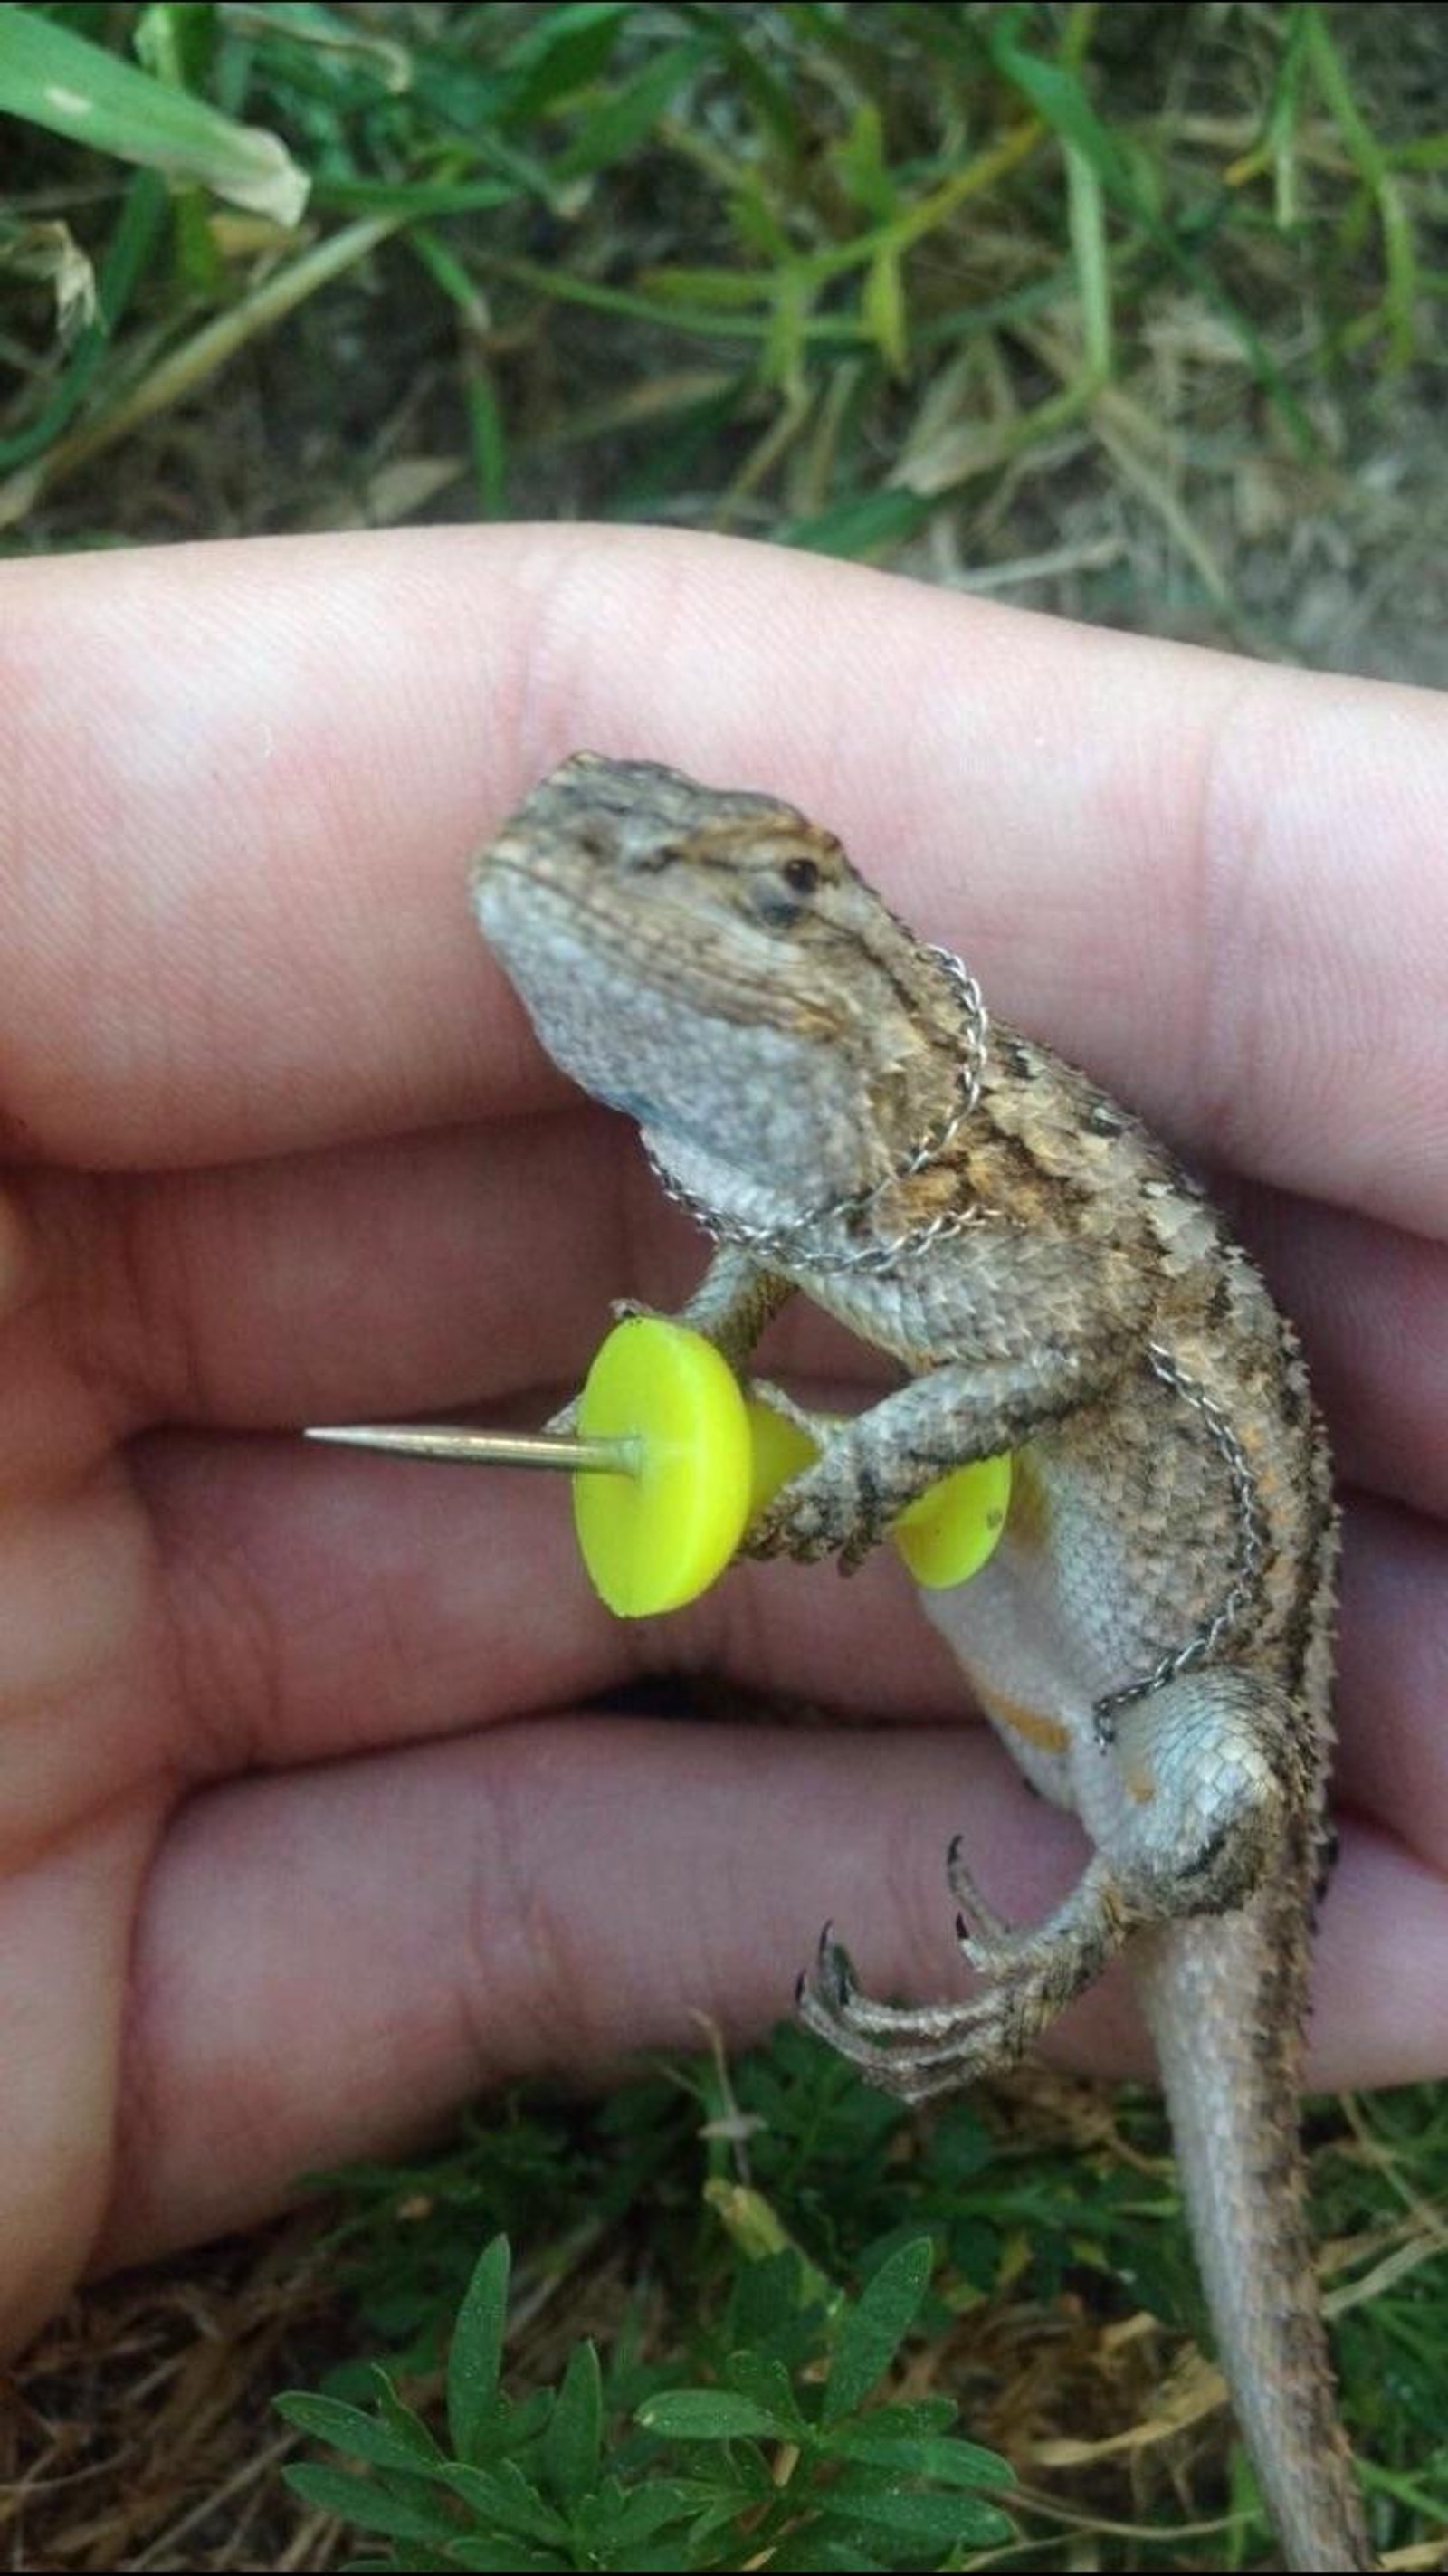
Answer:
top-left (0, 5), bottom-right (308, 224)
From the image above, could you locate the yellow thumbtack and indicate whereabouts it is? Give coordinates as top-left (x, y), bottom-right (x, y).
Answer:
top-left (570, 1316), bottom-right (754, 1615)
top-left (306, 1316), bottom-right (1011, 1617)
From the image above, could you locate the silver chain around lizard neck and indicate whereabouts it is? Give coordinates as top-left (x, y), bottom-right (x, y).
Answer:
top-left (644, 943), bottom-right (990, 1276)
top-left (1092, 1340), bottom-right (1266, 1741)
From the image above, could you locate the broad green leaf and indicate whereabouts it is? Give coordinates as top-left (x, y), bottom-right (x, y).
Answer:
top-left (540, 2339), bottom-right (602, 2512)
top-left (821, 2238), bottom-right (933, 2424)
top-left (817, 2477), bottom-right (1015, 2549)
top-left (726, 2246), bottom-right (831, 2370)
top-left (829, 2397), bottom-right (957, 2440)
top-left (0, 5), bottom-right (308, 224)
top-left (441, 2459), bottom-right (570, 2547)
top-left (448, 2236), bottom-right (510, 2464)
top-left (636, 2388), bottom-right (796, 2442)
top-left (579, 2477), bottom-right (698, 2548)
top-left (506, 2388), bottom-right (556, 2447)
top-left (281, 2461), bottom-right (452, 2545)
top-left (568, 2476), bottom-right (698, 2571)
top-left (557, 41), bottom-right (705, 179)
top-left (372, 2366), bottom-right (446, 2463)
top-left (826, 2424), bottom-right (1013, 2487)
top-left (273, 2389), bottom-right (440, 2476)
top-left (722, 2347), bottom-right (807, 2434)
top-left (763, 2538), bottom-right (886, 2574)
top-left (444, 2541), bottom-right (568, 2574)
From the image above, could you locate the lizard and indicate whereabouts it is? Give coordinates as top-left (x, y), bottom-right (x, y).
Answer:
top-left (470, 749), bottom-right (1373, 2571)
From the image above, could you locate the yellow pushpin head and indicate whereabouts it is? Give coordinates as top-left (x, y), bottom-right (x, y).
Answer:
top-left (573, 1316), bottom-right (755, 1616)
top-left (891, 1451), bottom-right (1013, 1589)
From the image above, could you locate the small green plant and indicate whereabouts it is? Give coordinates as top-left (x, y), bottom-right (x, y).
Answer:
top-left (277, 2230), bottom-right (1013, 2571)
top-left (270, 2025), bottom-right (1448, 2568)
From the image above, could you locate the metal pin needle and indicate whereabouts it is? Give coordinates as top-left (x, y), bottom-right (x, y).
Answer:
top-left (304, 1423), bottom-right (642, 1477)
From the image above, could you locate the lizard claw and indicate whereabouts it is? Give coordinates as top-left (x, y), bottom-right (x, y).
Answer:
top-left (837, 1525), bottom-right (885, 1575)
top-left (744, 1490), bottom-right (836, 1564)
top-left (609, 1294), bottom-right (662, 1324)
top-left (946, 1837), bottom-right (1016, 1967)
top-left (814, 1922), bottom-right (858, 2008)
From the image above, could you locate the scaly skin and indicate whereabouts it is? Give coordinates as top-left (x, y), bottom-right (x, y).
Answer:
top-left (472, 752), bottom-right (1372, 2569)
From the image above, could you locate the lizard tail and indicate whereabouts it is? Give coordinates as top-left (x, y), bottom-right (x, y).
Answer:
top-left (1131, 1897), bottom-right (1374, 2572)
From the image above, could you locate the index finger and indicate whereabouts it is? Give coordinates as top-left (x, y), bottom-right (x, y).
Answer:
top-left (1, 527), bottom-right (1443, 1235)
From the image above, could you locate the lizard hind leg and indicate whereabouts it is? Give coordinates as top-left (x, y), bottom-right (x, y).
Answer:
top-left (797, 1667), bottom-right (1310, 2107)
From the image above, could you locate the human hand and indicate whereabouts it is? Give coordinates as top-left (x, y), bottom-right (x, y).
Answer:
top-left (3, 529), bottom-right (1443, 2352)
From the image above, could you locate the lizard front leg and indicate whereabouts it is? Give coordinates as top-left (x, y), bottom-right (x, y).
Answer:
top-left (746, 1336), bottom-right (1131, 1569)
top-left (637, 1244), bottom-right (795, 1376)
top-left (800, 1668), bottom-right (1309, 2102)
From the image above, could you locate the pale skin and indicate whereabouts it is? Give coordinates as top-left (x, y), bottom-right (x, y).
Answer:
top-left (2, 530), bottom-right (1446, 2361)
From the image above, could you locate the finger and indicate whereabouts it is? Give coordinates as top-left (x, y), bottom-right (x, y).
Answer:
top-left (136, 1419), bottom-right (1439, 1857)
top-left (0, 1186), bottom-right (184, 1868)
top-left (35, 1111), bottom-right (643, 1432)
top-left (1337, 1494), bottom-right (1448, 1874)
top-left (130, 1425), bottom-right (959, 1776)
top-left (32, 1111), bottom-right (1448, 1514)
top-left (2, 533), bottom-right (1444, 1236)
top-left (1229, 1179), bottom-right (1448, 1520)
top-left (0, 1792), bottom-right (159, 2353)
top-left (96, 1714), bottom-right (1446, 2273)
top-left (0, 1180), bottom-right (123, 1497)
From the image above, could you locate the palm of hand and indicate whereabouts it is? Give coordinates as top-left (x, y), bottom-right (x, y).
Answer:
top-left (2, 530), bottom-right (1443, 2357)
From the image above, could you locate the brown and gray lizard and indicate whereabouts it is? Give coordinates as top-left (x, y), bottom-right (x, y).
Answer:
top-left (472, 751), bottom-right (1371, 2571)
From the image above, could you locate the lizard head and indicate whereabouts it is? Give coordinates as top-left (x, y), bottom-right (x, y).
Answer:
top-left (472, 752), bottom-right (958, 1205)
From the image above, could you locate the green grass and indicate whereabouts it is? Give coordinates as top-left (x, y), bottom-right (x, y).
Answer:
top-left (4, 5), bottom-right (1448, 2565)
top-left (276, 2029), bottom-right (1448, 2569)
top-left (3, 3), bottom-right (1446, 670)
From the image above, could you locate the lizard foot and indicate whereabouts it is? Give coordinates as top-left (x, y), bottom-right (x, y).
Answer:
top-left (742, 1381), bottom-right (843, 1563)
top-left (744, 1389), bottom-right (897, 1566)
top-left (796, 1922), bottom-right (1042, 2103)
top-left (796, 1854), bottom-right (1138, 2104)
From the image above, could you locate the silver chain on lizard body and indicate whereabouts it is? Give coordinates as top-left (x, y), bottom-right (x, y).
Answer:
top-left (645, 943), bottom-right (991, 1275)
top-left (1092, 1340), bottom-right (1268, 1741)
top-left (648, 939), bottom-right (1263, 1721)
